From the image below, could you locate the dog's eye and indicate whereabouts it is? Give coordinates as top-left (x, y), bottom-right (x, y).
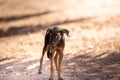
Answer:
top-left (57, 33), bottom-right (61, 40)
top-left (50, 33), bottom-right (52, 36)
top-left (57, 33), bottom-right (61, 36)
top-left (56, 36), bottom-right (58, 39)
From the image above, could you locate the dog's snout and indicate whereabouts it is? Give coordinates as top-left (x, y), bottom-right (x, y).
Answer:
top-left (51, 42), bottom-right (56, 46)
top-left (50, 36), bottom-right (59, 46)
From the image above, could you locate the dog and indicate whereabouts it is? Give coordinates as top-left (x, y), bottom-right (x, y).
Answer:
top-left (38, 27), bottom-right (69, 80)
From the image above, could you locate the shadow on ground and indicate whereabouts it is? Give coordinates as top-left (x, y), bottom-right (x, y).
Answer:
top-left (0, 24), bottom-right (47, 37)
top-left (0, 11), bottom-right (51, 22)
top-left (0, 10), bottom-right (53, 38)
top-left (0, 16), bottom-right (93, 38)
top-left (0, 57), bottom-right (50, 80)
top-left (64, 52), bottom-right (120, 80)
top-left (0, 57), bottom-right (12, 62)
top-left (0, 51), bottom-right (120, 80)
top-left (48, 16), bottom-right (94, 26)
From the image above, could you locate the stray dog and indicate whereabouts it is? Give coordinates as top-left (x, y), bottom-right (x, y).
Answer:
top-left (38, 27), bottom-right (69, 80)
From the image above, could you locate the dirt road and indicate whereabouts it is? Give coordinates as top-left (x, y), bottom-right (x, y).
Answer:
top-left (0, 0), bottom-right (120, 80)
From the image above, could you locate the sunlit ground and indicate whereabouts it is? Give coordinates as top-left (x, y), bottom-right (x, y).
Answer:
top-left (0, 0), bottom-right (120, 80)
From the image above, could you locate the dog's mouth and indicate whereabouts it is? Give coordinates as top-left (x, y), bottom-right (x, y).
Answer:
top-left (51, 43), bottom-right (57, 47)
top-left (52, 44), bottom-right (56, 46)
top-left (50, 40), bottom-right (60, 47)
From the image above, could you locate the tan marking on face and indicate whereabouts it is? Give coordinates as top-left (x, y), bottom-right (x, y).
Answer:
top-left (57, 33), bottom-right (62, 40)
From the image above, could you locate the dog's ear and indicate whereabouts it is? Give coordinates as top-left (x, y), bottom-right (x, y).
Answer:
top-left (46, 28), bottom-right (52, 34)
top-left (60, 29), bottom-right (69, 36)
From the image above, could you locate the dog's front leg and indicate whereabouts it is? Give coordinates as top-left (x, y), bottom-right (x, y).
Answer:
top-left (54, 52), bottom-right (59, 71)
top-left (58, 50), bottom-right (64, 80)
top-left (38, 46), bottom-right (46, 74)
top-left (49, 50), bottom-right (55, 80)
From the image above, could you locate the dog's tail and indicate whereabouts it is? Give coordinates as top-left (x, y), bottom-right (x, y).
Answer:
top-left (47, 50), bottom-right (52, 59)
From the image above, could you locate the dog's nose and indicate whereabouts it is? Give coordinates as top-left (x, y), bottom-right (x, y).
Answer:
top-left (52, 42), bottom-right (56, 46)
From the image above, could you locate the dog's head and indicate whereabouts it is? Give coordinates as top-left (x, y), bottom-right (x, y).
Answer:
top-left (46, 27), bottom-right (69, 46)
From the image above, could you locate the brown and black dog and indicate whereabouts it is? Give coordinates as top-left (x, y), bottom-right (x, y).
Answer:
top-left (38, 27), bottom-right (69, 80)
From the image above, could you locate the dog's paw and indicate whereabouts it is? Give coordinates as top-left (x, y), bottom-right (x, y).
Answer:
top-left (59, 77), bottom-right (64, 80)
top-left (38, 71), bottom-right (42, 74)
top-left (49, 78), bottom-right (53, 80)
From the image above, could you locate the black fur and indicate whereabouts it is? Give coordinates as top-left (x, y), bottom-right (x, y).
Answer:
top-left (43, 27), bottom-right (69, 59)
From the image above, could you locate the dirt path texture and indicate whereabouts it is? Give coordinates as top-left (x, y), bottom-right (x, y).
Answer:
top-left (0, 0), bottom-right (120, 80)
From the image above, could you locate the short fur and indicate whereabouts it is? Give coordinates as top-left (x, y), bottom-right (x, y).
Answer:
top-left (38, 27), bottom-right (69, 80)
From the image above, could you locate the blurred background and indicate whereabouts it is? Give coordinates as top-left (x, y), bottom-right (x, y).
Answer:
top-left (0, 0), bottom-right (120, 80)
